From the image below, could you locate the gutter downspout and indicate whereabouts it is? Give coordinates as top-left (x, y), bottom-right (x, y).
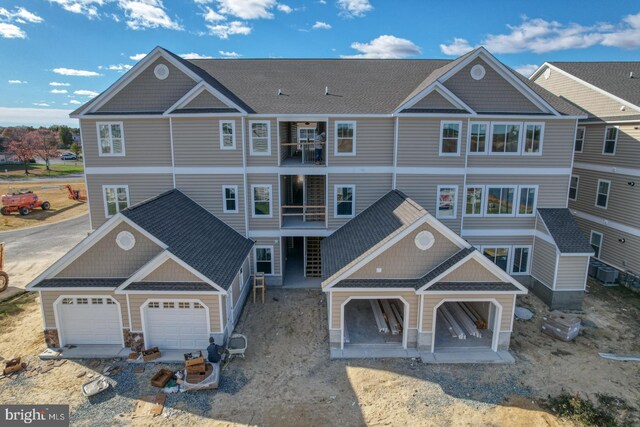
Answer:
top-left (242, 116), bottom-right (249, 238)
top-left (460, 117), bottom-right (470, 236)
top-left (392, 115), bottom-right (399, 190)
top-left (169, 117), bottom-right (176, 189)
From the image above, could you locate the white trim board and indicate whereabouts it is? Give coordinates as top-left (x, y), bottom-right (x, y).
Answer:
top-left (163, 81), bottom-right (247, 116)
top-left (571, 209), bottom-right (640, 238)
top-left (573, 162), bottom-right (640, 178)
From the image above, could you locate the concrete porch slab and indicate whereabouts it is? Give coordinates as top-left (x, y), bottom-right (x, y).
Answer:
top-left (39, 345), bottom-right (131, 360)
top-left (420, 350), bottom-right (515, 364)
top-left (127, 349), bottom-right (208, 364)
top-left (331, 346), bottom-right (420, 359)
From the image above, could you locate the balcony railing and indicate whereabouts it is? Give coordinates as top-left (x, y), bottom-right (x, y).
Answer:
top-left (281, 205), bottom-right (326, 228)
top-left (280, 142), bottom-right (326, 166)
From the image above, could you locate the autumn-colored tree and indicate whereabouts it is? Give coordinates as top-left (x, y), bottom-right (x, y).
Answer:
top-left (70, 142), bottom-right (82, 158)
top-left (28, 129), bottom-right (59, 171)
top-left (6, 128), bottom-right (34, 175)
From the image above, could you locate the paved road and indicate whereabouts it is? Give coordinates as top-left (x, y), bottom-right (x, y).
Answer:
top-left (0, 214), bottom-right (90, 300)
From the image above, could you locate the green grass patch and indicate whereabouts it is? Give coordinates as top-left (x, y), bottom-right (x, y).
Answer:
top-left (0, 292), bottom-right (37, 323)
top-left (0, 163), bottom-right (84, 179)
top-left (544, 392), bottom-right (636, 427)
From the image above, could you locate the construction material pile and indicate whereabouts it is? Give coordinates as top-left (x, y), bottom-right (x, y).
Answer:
top-left (177, 351), bottom-right (219, 391)
top-left (541, 310), bottom-right (581, 342)
top-left (437, 302), bottom-right (487, 340)
top-left (370, 299), bottom-right (404, 335)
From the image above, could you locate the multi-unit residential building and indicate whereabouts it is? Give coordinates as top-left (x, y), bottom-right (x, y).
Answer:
top-left (27, 46), bottom-right (593, 360)
top-left (531, 62), bottom-right (640, 279)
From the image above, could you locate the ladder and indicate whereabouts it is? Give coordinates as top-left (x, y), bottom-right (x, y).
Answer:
top-left (305, 175), bottom-right (325, 222)
top-left (306, 237), bottom-right (323, 278)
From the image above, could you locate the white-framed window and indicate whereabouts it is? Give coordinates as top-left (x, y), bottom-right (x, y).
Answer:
top-left (590, 231), bottom-right (603, 258)
top-left (517, 186), bottom-right (538, 217)
top-left (436, 185), bottom-right (458, 219)
top-left (91, 298), bottom-right (103, 305)
top-left (163, 302), bottom-right (175, 309)
top-left (439, 121), bottom-right (462, 156)
top-left (468, 122), bottom-right (488, 154)
top-left (222, 185), bottom-right (238, 213)
top-left (106, 298), bottom-right (116, 305)
top-left (464, 186), bottom-right (484, 216)
top-left (335, 185), bottom-right (355, 218)
top-left (96, 122), bottom-right (125, 156)
top-left (482, 246), bottom-right (510, 272)
top-left (254, 246), bottom-right (274, 275)
top-left (219, 120), bottom-right (235, 150)
top-left (62, 298), bottom-right (73, 305)
top-left (602, 126), bottom-right (618, 155)
top-left (103, 185), bottom-right (129, 218)
top-left (523, 123), bottom-right (544, 155)
top-left (335, 121), bottom-right (356, 156)
top-left (511, 246), bottom-right (531, 275)
top-left (485, 186), bottom-right (516, 215)
top-left (490, 123), bottom-right (521, 154)
top-left (194, 302), bottom-right (204, 309)
top-left (178, 302), bottom-right (190, 309)
top-left (250, 121), bottom-right (271, 155)
top-left (575, 126), bottom-right (585, 153)
top-left (595, 179), bottom-right (610, 208)
top-left (148, 302), bottom-right (160, 308)
top-left (569, 175), bottom-right (579, 201)
top-left (252, 184), bottom-right (272, 218)
top-left (76, 298), bottom-right (88, 305)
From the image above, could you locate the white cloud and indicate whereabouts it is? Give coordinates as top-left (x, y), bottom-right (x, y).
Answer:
top-left (337, 0), bottom-right (372, 18)
top-left (13, 7), bottom-right (44, 23)
top-left (514, 64), bottom-right (540, 77)
top-left (207, 20), bottom-right (251, 38)
top-left (49, 0), bottom-right (104, 18)
top-left (217, 0), bottom-right (277, 20)
top-left (99, 64), bottom-right (133, 71)
top-left (8, 80), bottom-right (27, 84)
top-left (0, 23), bottom-right (26, 39)
top-left (180, 52), bottom-right (213, 59)
top-left (312, 21), bottom-right (331, 30)
top-left (0, 107), bottom-right (77, 126)
top-left (50, 89), bottom-right (68, 94)
top-left (219, 50), bottom-right (241, 57)
top-left (602, 11), bottom-right (640, 49)
top-left (129, 53), bottom-right (147, 61)
top-left (53, 68), bottom-right (102, 77)
top-left (202, 6), bottom-right (225, 22)
top-left (33, 103), bottom-right (51, 107)
top-left (439, 37), bottom-right (474, 56)
top-left (118, 0), bottom-right (182, 30)
top-left (69, 100), bottom-right (82, 104)
top-left (50, 82), bottom-right (70, 86)
top-left (276, 3), bottom-right (292, 13)
top-left (342, 35), bottom-right (421, 59)
top-left (74, 89), bottom-right (99, 96)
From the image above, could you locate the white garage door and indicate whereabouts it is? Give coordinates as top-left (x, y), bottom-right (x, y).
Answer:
top-left (143, 301), bottom-right (210, 350)
top-left (58, 297), bottom-right (122, 345)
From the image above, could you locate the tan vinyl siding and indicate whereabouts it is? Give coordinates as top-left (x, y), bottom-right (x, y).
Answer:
top-left (438, 258), bottom-right (503, 282)
top-left (40, 291), bottom-right (128, 330)
top-left (172, 117), bottom-right (243, 166)
top-left (175, 174), bottom-right (246, 234)
top-left (326, 118), bottom-right (394, 166)
top-left (86, 173), bottom-right (174, 228)
top-left (532, 237), bottom-right (557, 288)
top-left (246, 118), bottom-right (278, 166)
top-left (465, 236), bottom-right (534, 247)
top-left (141, 259), bottom-right (202, 282)
top-left (331, 291), bottom-right (419, 330)
top-left (97, 58), bottom-right (196, 113)
top-left (328, 173), bottom-right (392, 229)
top-left (183, 90), bottom-right (230, 109)
top-left (247, 174), bottom-right (279, 230)
top-left (574, 123), bottom-right (640, 169)
top-left (397, 117), bottom-right (467, 167)
top-left (81, 119), bottom-right (172, 167)
top-left (422, 294), bottom-right (515, 332)
top-left (412, 91), bottom-right (459, 110)
top-left (56, 222), bottom-right (163, 278)
top-left (556, 256), bottom-right (588, 290)
top-left (128, 293), bottom-right (221, 332)
top-left (252, 237), bottom-right (282, 275)
top-left (350, 224), bottom-right (460, 279)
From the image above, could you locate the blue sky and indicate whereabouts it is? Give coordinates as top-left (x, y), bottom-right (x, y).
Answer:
top-left (1, 0), bottom-right (639, 126)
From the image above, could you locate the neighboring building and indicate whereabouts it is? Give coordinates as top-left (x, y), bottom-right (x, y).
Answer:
top-left (28, 46), bottom-right (592, 359)
top-left (532, 62), bottom-right (640, 276)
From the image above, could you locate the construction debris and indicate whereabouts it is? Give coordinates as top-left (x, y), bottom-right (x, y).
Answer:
top-left (132, 394), bottom-right (165, 418)
top-left (515, 307), bottom-right (534, 321)
top-left (142, 347), bottom-right (161, 362)
top-left (370, 300), bottom-right (389, 333)
top-left (541, 311), bottom-right (581, 342)
top-left (381, 300), bottom-right (400, 335)
top-left (82, 376), bottom-right (110, 397)
top-left (151, 368), bottom-right (174, 388)
top-left (598, 353), bottom-right (640, 362)
top-left (3, 358), bottom-right (25, 375)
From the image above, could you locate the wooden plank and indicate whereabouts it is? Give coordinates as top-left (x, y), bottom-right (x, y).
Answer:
top-left (370, 299), bottom-right (389, 333)
top-left (381, 299), bottom-right (400, 335)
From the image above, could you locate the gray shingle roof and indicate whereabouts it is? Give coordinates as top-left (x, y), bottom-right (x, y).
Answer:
top-left (124, 282), bottom-right (214, 291)
top-left (32, 278), bottom-right (126, 289)
top-left (427, 282), bottom-right (519, 292)
top-left (121, 190), bottom-right (254, 290)
top-left (537, 208), bottom-right (594, 254)
top-left (171, 108), bottom-right (239, 114)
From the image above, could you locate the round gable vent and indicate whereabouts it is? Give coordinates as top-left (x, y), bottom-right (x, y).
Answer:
top-left (116, 231), bottom-right (136, 251)
top-left (470, 64), bottom-right (486, 81)
top-left (154, 64), bottom-right (170, 80)
top-left (544, 68), bottom-right (551, 80)
top-left (414, 231), bottom-right (435, 251)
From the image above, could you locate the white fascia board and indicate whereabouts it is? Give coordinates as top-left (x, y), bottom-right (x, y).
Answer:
top-left (71, 114), bottom-right (166, 119)
top-left (31, 287), bottom-right (119, 292)
top-left (123, 290), bottom-right (220, 295)
top-left (163, 81), bottom-right (247, 116)
top-left (574, 162), bottom-right (640, 178)
top-left (326, 287), bottom-right (418, 292)
top-left (393, 82), bottom-right (477, 115)
top-left (114, 251), bottom-right (171, 292)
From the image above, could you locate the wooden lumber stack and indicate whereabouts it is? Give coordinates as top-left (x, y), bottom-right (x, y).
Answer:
top-left (381, 300), bottom-right (400, 335)
top-left (440, 304), bottom-right (466, 339)
top-left (449, 303), bottom-right (482, 338)
top-left (370, 300), bottom-right (389, 333)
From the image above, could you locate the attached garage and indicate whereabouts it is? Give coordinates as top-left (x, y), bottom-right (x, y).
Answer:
top-left (55, 296), bottom-right (123, 346)
top-left (433, 300), bottom-right (500, 351)
top-left (343, 298), bottom-right (407, 348)
top-left (142, 299), bottom-right (211, 350)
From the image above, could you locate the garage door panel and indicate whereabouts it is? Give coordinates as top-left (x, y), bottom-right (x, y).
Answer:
top-left (144, 301), bottom-right (210, 350)
top-left (58, 297), bottom-right (122, 345)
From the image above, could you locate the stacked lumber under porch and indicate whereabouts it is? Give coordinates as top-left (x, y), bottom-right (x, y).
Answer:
top-left (370, 299), bottom-right (404, 335)
top-left (438, 302), bottom-right (487, 340)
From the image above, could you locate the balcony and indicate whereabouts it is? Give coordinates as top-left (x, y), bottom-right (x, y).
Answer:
top-left (281, 174), bottom-right (327, 229)
top-left (279, 121), bottom-right (327, 167)
top-left (281, 205), bottom-right (326, 228)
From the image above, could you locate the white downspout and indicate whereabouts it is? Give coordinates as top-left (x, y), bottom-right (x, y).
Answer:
top-left (242, 116), bottom-right (249, 238)
top-left (460, 117), bottom-right (470, 235)
top-left (169, 117), bottom-right (176, 189)
top-left (392, 115), bottom-right (399, 190)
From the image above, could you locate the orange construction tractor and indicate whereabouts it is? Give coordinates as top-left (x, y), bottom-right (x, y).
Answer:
top-left (66, 184), bottom-right (87, 201)
top-left (1, 189), bottom-right (50, 216)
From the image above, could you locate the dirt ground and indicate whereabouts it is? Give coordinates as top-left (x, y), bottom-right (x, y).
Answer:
top-left (0, 280), bottom-right (638, 426)
top-left (0, 180), bottom-right (87, 231)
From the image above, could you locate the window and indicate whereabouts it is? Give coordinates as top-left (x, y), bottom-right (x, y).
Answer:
top-left (468, 123), bottom-right (488, 154)
top-left (178, 302), bottom-right (190, 309)
top-left (483, 247), bottom-right (510, 272)
top-left (523, 123), bottom-right (543, 154)
top-left (596, 179), bottom-right (610, 208)
top-left (97, 122), bottom-right (125, 156)
top-left (439, 121), bottom-right (461, 155)
top-left (491, 123), bottom-right (521, 154)
top-left (91, 298), bottom-right (103, 305)
top-left (250, 121), bottom-right (271, 155)
top-left (485, 187), bottom-right (515, 215)
top-left (436, 185), bottom-right (457, 219)
top-left (512, 246), bottom-right (531, 274)
top-left (106, 298), bottom-right (116, 305)
top-left (62, 298), bottom-right (73, 305)
top-left (517, 186), bottom-right (537, 216)
top-left (569, 176), bottom-right (579, 201)
top-left (220, 120), bottom-right (235, 150)
top-left (464, 186), bottom-right (484, 216)
top-left (223, 185), bottom-right (238, 213)
top-left (255, 246), bottom-right (273, 275)
top-left (76, 298), bottom-right (88, 305)
top-left (194, 302), bottom-right (204, 309)
top-left (590, 231), bottom-right (603, 258)
top-left (335, 121), bottom-right (356, 155)
top-left (335, 185), bottom-right (355, 217)
top-left (163, 302), bottom-right (174, 309)
top-left (575, 126), bottom-right (585, 152)
top-left (103, 185), bottom-right (129, 217)
top-left (252, 185), bottom-right (272, 217)
top-left (603, 126), bottom-right (618, 155)
top-left (148, 302), bottom-right (160, 308)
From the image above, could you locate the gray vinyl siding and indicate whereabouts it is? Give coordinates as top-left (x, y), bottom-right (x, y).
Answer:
top-left (81, 119), bottom-right (172, 167)
top-left (532, 237), bottom-right (557, 288)
top-left (252, 237), bottom-right (282, 276)
top-left (172, 117), bottom-right (243, 167)
top-left (246, 118), bottom-right (278, 166)
top-left (97, 58), bottom-right (196, 113)
top-left (397, 117), bottom-right (467, 167)
top-left (328, 173), bottom-right (392, 229)
top-left (327, 118), bottom-right (395, 166)
top-left (396, 173), bottom-right (464, 233)
top-left (184, 90), bottom-right (229, 109)
top-left (536, 216), bottom-right (550, 235)
top-left (556, 256), bottom-right (588, 290)
top-left (412, 91), bottom-right (458, 109)
top-left (86, 173), bottom-right (174, 228)
top-left (247, 174), bottom-right (280, 230)
top-left (175, 174), bottom-right (246, 235)
top-left (574, 123), bottom-right (640, 169)
top-left (443, 58), bottom-right (543, 114)
top-left (465, 235), bottom-right (534, 247)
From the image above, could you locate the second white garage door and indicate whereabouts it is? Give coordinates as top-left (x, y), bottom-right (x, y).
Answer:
top-left (143, 300), bottom-right (210, 350)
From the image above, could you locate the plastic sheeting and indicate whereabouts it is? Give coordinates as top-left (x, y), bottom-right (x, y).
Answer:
top-left (178, 362), bottom-right (220, 391)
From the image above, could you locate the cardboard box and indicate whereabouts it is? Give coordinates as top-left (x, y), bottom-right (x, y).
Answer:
top-left (150, 368), bottom-right (174, 388)
top-left (142, 347), bottom-right (161, 362)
